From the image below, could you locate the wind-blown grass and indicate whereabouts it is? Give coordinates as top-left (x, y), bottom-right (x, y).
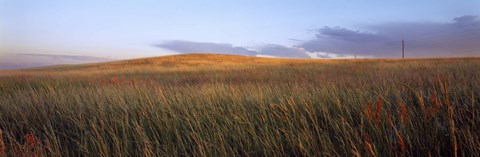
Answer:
top-left (0, 54), bottom-right (479, 156)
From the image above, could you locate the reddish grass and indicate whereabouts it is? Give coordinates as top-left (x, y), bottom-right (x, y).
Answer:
top-left (365, 101), bottom-right (372, 122)
top-left (25, 134), bottom-right (36, 147)
top-left (375, 98), bottom-right (383, 126)
top-left (398, 103), bottom-right (409, 126)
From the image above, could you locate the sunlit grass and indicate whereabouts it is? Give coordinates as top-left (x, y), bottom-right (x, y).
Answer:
top-left (0, 54), bottom-right (479, 156)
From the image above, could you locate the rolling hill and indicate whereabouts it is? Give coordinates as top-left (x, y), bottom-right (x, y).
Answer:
top-left (5, 53), bottom-right (473, 73)
top-left (1, 53), bottom-right (479, 156)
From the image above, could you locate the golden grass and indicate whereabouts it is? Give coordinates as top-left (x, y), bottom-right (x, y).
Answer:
top-left (0, 53), bottom-right (479, 156)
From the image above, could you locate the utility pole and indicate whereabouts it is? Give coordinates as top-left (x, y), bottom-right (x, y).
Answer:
top-left (402, 40), bottom-right (405, 59)
top-left (355, 53), bottom-right (357, 60)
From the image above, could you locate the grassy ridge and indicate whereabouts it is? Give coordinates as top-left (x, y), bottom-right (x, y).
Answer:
top-left (0, 54), bottom-right (479, 156)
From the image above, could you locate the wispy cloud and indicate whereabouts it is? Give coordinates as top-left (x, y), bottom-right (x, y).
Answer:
top-left (0, 53), bottom-right (111, 70)
top-left (0, 63), bottom-right (51, 70)
top-left (17, 54), bottom-right (111, 61)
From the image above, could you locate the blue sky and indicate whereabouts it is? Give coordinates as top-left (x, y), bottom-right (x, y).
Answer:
top-left (1, 0), bottom-right (480, 69)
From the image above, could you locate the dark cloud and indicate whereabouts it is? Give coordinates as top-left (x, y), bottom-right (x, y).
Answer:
top-left (454, 15), bottom-right (478, 25)
top-left (301, 15), bottom-right (480, 58)
top-left (288, 38), bottom-right (303, 42)
top-left (155, 40), bottom-right (311, 58)
top-left (317, 26), bottom-right (386, 43)
top-left (154, 15), bottom-right (479, 58)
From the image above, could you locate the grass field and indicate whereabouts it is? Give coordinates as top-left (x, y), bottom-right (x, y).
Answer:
top-left (0, 53), bottom-right (479, 156)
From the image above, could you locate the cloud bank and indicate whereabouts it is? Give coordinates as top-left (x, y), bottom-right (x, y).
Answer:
top-left (154, 40), bottom-right (258, 56)
top-left (154, 41), bottom-right (311, 58)
top-left (302, 15), bottom-right (480, 58)
top-left (155, 15), bottom-right (480, 58)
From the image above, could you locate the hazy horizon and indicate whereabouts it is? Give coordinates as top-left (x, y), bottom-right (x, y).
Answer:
top-left (1, 0), bottom-right (480, 69)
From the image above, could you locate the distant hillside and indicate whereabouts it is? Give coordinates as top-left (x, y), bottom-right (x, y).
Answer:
top-left (13, 53), bottom-right (323, 71)
top-left (6, 53), bottom-right (478, 72)
top-left (100, 53), bottom-right (317, 66)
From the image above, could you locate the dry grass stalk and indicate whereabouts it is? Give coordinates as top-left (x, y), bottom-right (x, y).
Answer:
top-left (443, 80), bottom-right (457, 157)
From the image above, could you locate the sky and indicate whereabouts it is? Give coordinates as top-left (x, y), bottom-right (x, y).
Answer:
top-left (1, 0), bottom-right (480, 69)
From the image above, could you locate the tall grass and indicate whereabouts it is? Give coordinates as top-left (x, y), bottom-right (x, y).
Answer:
top-left (0, 56), bottom-right (479, 156)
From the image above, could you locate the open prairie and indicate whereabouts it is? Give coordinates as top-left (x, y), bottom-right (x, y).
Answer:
top-left (0, 54), bottom-right (479, 156)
